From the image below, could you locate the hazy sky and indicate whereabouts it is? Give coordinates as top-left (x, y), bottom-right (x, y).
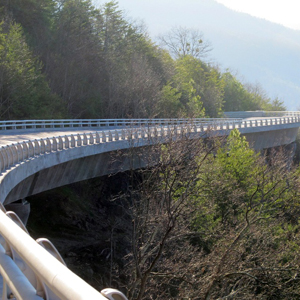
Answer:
top-left (215, 0), bottom-right (300, 30)
top-left (94, 0), bottom-right (300, 31)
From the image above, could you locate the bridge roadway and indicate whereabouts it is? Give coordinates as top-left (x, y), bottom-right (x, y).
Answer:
top-left (0, 129), bottom-right (104, 147)
top-left (0, 114), bottom-right (300, 300)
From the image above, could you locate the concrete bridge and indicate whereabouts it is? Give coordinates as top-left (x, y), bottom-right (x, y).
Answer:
top-left (0, 113), bottom-right (299, 300)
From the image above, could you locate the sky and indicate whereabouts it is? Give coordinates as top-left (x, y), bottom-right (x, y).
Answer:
top-left (93, 0), bottom-right (300, 31)
top-left (215, 0), bottom-right (300, 30)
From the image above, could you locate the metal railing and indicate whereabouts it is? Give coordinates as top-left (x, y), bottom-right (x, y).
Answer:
top-left (0, 114), bottom-right (300, 299)
top-left (1, 116), bottom-right (300, 173)
top-left (0, 206), bottom-right (129, 300)
top-left (0, 118), bottom-right (242, 131)
top-left (224, 111), bottom-right (300, 118)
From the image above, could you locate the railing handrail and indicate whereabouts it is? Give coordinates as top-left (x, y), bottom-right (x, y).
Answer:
top-left (0, 209), bottom-right (108, 300)
top-left (0, 118), bottom-right (244, 131)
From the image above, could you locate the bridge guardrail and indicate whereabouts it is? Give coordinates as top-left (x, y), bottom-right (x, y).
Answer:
top-left (1, 116), bottom-right (300, 173)
top-left (0, 114), bottom-right (300, 299)
top-left (0, 118), bottom-right (242, 131)
top-left (225, 111), bottom-right (300, 118)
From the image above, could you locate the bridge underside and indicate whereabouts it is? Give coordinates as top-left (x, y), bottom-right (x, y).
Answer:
top-left (2, 127), bottom-right (299, 205)
top-left (4, 146), bottom-right (157, 205)
top-left (241, 127), bottom-right (298, 150)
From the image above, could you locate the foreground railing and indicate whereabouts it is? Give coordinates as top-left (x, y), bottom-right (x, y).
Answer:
top-left (0, 206), bottom-right (118, 300)
top-left (0, 115), bottom-right (300, 299)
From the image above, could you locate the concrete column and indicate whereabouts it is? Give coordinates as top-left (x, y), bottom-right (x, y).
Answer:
top-left (5, 199), bottom-right (30, 226)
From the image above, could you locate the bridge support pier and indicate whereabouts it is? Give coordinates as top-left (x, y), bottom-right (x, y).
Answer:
top-left (5, 199), bottom-right (30, 225)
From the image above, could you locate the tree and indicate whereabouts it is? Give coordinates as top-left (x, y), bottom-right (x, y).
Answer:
top-left (222, 72), bottom-right (286, 112)
top-left (222, 71), bottom-right (256, 111)
top-left (155, 83), bottom-right (183, 118)
top-left (172, 55), bottom-right (223, 117)
top-left (192, 130), bottom-right (300, 299)
top-left (96, 1), bottom-right (169, 118)
top-left (265, 97), bottom-right (286, 111)
top-left (49, 0), bottom-right (102, 117)
top-left (159, 26), bottom-right (212, 59)
top-left (110, 129), bottom-right (218, 299)
top-left (1, 0), bottom-right (56, 68)
top-left (110, 129), bottom-right (300, 299)
top-left (201, 66), bottom-right (224, 117)
top-left (0, 20), bottom-right (62, 119)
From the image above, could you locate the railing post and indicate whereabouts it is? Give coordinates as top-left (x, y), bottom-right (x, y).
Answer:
top-left (34, 140), bottom-right (40, 156)
top-left (0, 148), bottom-right (6, 172)
top-left (83, 134), bottom-right (88, 146)
top-left (64, 136), bottom-right (70, 149)
top-left (22, 142), bottom-right (29, 159)
top-left (77, 134), bottom-right (82, 147)
top-left (102, 132), bottom-right (106, 142)
top-left (40, 139), bottom-right (46, 154)
top-left (95, 132), bottom-right (100, 143)
top-left (52, 137), bottom-right (57, 152)
top-left (28, 141), bottom-right (34, 157)
top-left (141, 128), bottom-right (146, 139)
top-left (89, 133), bottom-right (94, 144)
top-left (58, 136), bottom-right (64, 150)
top-left (70, 135), bottom-right (75, 147)
top-left (115, 130), bottom-right (119, 141)
top-left (121, 130), bottom-right (126, 140)
top-left (10, 144), bottom-right (18, 165)
top-left (108, 131), bottom-right (113, 142)
top-left (45, 138), bottom-right (51, 152)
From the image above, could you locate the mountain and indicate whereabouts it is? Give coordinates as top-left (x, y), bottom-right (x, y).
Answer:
top-left (195, 0), bottom-right (300, 110)
top-left (115, 0), bottom-right (300, 110)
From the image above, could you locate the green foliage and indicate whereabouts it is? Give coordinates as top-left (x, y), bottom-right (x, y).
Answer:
top-left (172, 55), bottom-right (223, 117)
top-left (157, 83), bottom-right (182, 118)
top-left (202, 67), bottom-right (224, 117)
top-left (217, 129), bottom-right (257, 185)
top-left (193, 129), bottom-right (295, 233)
top-left (50, 0), bottom-right (102, 117)
top-left (0, 21), bottom-right (62, 119)
top-left (222, 72), bottom-right (254, 111)
top-left (264, 97), bottom-right (286, 111)
top-left (0, 0), bottom-right (287, 120)
top-left (185, 79), bottom-right (206, 118)
top-left (193, 130), bottom-right (257, 229)
top-left (222, 72), bottom-right (286, 112)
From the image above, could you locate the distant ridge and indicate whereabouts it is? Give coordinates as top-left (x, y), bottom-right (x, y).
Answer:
top-left (116, 0), bottom-right (300, 109)
top-left (199, 0), bottom-right (300, 110)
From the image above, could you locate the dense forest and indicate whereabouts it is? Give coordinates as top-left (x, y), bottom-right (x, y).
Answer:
top-left (2, 1), bottom-right (300, 299)
top-left (0, 0), bottom-right (286, 120)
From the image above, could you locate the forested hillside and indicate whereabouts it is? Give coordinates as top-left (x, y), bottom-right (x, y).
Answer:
top-left (0, 0), bottom-right (285, 120)
top-left (127, 0), bottom-right (300, 110)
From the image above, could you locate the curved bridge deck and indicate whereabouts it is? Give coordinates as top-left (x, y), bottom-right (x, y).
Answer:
top-left (0, 113), bottom-right (299, 299)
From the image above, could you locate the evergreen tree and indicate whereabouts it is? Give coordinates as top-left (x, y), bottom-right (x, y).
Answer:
top-left (0, 21), bottom-right (62, 119)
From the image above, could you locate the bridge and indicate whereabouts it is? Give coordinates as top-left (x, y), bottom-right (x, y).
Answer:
top-left (0, 112), bottom-right (299, 300)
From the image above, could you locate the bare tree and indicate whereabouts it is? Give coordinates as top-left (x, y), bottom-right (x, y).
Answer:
top-left (158, 26), bottom-right (212, 59)
top-left (111, 128), bottom-right (219, 299)
top-left (111, 129), bottom-right (300, 300)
